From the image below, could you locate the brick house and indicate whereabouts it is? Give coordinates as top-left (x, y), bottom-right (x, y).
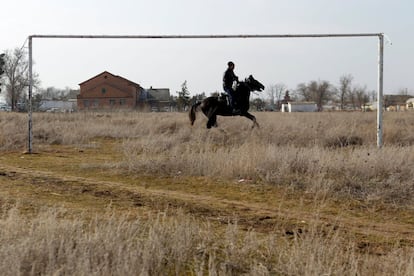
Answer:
top-left (77, 71), bottom-right (144, 110)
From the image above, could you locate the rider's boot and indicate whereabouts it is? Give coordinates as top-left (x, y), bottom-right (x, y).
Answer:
top-left (232, 103), bottom-right (241, 114)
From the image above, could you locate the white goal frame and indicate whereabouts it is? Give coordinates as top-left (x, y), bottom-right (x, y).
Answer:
top-left (27, 33), bottom-right (385, 153)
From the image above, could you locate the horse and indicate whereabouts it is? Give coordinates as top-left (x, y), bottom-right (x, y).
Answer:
top-left (189, 75), bottom-right (265, 129)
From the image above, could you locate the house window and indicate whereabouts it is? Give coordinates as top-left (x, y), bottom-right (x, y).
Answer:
top-left (109, 99), bottom-right (116, 106)
top-left (101, 88), bottom-right (106, 94)
top-left (93, 99), bottom-right (99, 107)
top-left (119, 99), bottom-right (126, 105)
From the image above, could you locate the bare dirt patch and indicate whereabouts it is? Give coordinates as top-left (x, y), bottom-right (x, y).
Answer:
top-left (1, 148), bottom-right (414, 256)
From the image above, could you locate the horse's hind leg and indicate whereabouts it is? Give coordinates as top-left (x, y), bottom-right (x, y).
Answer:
top-left (205, 107), bottom-right (218, 129)
top-left (207, 114), bottom-right (217, 129)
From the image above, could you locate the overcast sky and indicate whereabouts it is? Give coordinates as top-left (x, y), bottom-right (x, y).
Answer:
top-left (1, 0), bottom-right (413, 99)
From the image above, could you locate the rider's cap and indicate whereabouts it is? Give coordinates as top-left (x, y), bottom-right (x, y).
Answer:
top-left (227, 61), bottom-right (234, 67)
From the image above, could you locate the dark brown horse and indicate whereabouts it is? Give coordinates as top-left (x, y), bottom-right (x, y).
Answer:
top-left (189, 75), bottom-right (265, 128)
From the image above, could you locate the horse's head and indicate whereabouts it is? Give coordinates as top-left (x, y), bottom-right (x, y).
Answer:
top-left (246, 75), bottom-right (265, 92)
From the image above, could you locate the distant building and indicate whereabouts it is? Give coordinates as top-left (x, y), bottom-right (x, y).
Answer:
top-left (0, 103), bottom-right (11, 112)
top-left (281, 102), bottom-right (317, 112)
top-left (406, 98), bottom-right (414, 110)
top-left (365, 101), bottom-right (378, 111)
top-left (77, 71), bottom-right (171, 111)
top-left (77, 71), bottom-right (144, 110)
top-left (384, 94), bottom-right (413, 111)
top-left (139, 87), bottom-right (171, 112)
top-left (39, 100), bottom-right (76, 112)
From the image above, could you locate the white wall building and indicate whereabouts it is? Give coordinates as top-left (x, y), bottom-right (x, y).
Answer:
top-left (39, 99), bottom-right (77, 112)
top-left (406, 98), bottom-right (414, 109)
top-left (281, 102), bottom-right (317, 112)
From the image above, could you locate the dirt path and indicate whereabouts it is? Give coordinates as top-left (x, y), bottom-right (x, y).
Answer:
top-left (1, 162), bottom-right (414, 254)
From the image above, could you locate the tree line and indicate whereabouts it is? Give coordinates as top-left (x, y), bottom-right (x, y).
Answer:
top-left (178, 77), bottom-right (377, 112)
top-left (261, 76), bottom-right (377, 112)
top-left (0, 47), bottom-right (408, 112)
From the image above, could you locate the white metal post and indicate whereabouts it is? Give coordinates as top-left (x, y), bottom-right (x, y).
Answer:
top-left (28, 36), bottom-right (33, 153)
top-left (377, 34), bottom-right (384, 148)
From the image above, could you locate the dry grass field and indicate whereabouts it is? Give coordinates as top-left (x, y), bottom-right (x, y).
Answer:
top-left (1, 110), bottom-right (414, 275)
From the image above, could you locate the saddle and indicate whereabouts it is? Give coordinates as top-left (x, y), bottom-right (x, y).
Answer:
top-left (218, 93), bottom-right (230, 107)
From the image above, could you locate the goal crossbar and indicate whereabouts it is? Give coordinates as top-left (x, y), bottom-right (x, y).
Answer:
top-left (29, 33), bottom-right (383, 39)
top-left (27, 33), bottom-right (385, 152)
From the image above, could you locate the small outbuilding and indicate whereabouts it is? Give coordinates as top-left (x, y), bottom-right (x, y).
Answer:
top-left (139, 87), bottom-right (171, 111)
top-left (281, 102), bottom-right (317, 112)
top-left (406, 98), bottom-right (414, 110)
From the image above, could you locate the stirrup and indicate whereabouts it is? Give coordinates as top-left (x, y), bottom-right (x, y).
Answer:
top-left (232, 108), bottom-right (241, 115)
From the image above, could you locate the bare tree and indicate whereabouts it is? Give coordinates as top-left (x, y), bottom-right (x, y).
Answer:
top-left (0, 53), bottom-right (5, 91)
top-left (369, 90), bottom-right (376, 102)
top-left (312, 80), bottom-right (333, 111)
top-left (295, 80), bottom-right (334, 111)
top-left (295, 82), bottom-right (313, 101)
top-left (398, 88), bottom-right (409, 96)
top-left (338, 74), bottom-right (353, 110)
top-left (354, 85), bottom-right (370, 111)
top-left (251, 97), bottom-right (265, 111)
top-left (37, 86), bottom-right (73, 100)
top-left (266, 83), bottom-right (286, 110)
top-left (3, 48), bottom-right (40, 111)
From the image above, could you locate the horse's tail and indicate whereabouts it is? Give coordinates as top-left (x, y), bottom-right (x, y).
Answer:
top-left (189, 101), bottom-right (202, 126)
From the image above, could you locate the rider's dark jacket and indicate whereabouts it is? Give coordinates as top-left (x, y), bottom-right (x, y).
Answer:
top-left (223, 69), bottom-right (238, 91)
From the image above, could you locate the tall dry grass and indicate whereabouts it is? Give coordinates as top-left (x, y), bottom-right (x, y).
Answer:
top-left (1, 204), bottom-right (414, 275)
top-left (2, 111), bottom-right (414, 205)
top-left (2, 111), bottom-right (414, 274)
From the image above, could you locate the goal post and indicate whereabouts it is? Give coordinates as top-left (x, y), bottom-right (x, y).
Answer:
top-left (27, 33), bottom-right (385, 153)
top-left (377, 34), bottom-right (384, 148)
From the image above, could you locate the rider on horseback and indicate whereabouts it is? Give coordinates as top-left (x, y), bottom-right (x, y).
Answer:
top-left (223, 61), bottom-right (240, 114)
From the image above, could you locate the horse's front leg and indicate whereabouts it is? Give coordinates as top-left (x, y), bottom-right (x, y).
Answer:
top-left (243, 112), bottom-right (259, 128)
top-left (252, 117), bottom-right (259, 128)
